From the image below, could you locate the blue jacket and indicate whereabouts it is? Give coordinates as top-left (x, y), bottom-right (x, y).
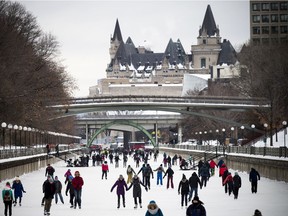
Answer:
top-left (12, 180), bottom-right (25, 198)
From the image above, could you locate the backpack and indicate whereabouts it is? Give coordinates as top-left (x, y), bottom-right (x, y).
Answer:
top-left (3, 190), bottom-right (11, 201)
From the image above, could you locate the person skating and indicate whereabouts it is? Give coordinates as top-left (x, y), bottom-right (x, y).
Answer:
top-left (223, 172), bottom-right (233, 196)
top-left (199, 163), bottom-right (210, 187)
top-left (232, 172), bottom-right (242, 199)
top-left (110, 174), bottom-right (128, 208)
top-left (249, 168), bottom-right (260, 193)
top-left (127, 175), bottom-right (148, 209)
top-left (65, 175), bottom-right (75, 208)
top-left (186, 196), bottom-right (206, 216)
top-left (45, 164), bottom-right (55, 178)
top-left (126, 165), bottom-right (136, 184)
top-left (163, 165), bottom-right (174, 189)
top-left (72, 170), bottom-right (84, 209)
top-left (102, 161), bottom-right (109, 180)
top-left (54, 176), bottom-right (64, 204)
top-left (178, 174), bottom-right (189, 208)
top-left (144, 164), bottom-right (154, 190)
top-left (2, 182), bottom-right (13, 216)
top-left (145, 200), bottom-right (164, 216)
top-left (43, 175), bottom-right (56, 215)
top-left (154, 164), bottom-right (165, 186)
top-left (188, 172), bottom-right (202, 201)
top-left (11, 176), bottom-right (26, 206)
top-left (64, 169), bottom-right (72, 184)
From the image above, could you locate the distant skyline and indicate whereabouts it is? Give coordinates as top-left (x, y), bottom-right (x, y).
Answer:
top-left (19, 0), bottom-right (250, 97)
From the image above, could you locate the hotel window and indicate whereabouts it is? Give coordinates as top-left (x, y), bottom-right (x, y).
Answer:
top-left (253, 26), bottom-right (261, 34)
top-left (262, 26), bottom-right (269, 34)
top-left (271, 2), bottom-right (279, 10)
top-left (262, 3), bottom-right (270, 11)
top-left (262, 15), bottom-right (270, 23)
top-left (280, 2), bottom-right (288, 10)
top-left (280, 26), bottom-right (288, 33)
top-left (252, 3), bottom-right (260, 11)
top-left (271, 26), bottom-right (279, 34)
top-left (253, 15), bottom-right (260, 23)
top-left (280, 14), bottom-right (288, 22)
top-left (253, 38), bottom-right (261, 44)
top-left (271, 14), bottom-right (279, 22)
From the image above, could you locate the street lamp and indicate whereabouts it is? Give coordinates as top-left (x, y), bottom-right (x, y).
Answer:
top-left (222, 128), bottom-right (226, 146)
top-left (199, 131), bottom-right (202, 145)
top-left (1, 122), bottom-right (7, 149)
top-left (282, 121), bottom-right (287, 148)
top-left (23, 127), bottom-right (27, 151)
top-left (18, 126), bottom-right (22, 148)
top-left (13, 125), bottom-right (18, 148)
top-left (231, 127), bottom-right (235, 145)
top-left (264, 123), bottom-right (268, 156)
top-left (251, 124), bottom-right (255, 145)
top-left (27, 127), bottom-right (31, 147)
top-left (8, 124), bottom-right (13, 149)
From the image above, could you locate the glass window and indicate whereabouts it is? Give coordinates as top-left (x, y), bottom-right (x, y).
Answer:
top-left (280, 2), bottom-right (288, 10)
top-left (252, 3), bottom-right (260, 11)
top-left (271, 26), bottom-right (279, 34)
top-left (201, 58), bottom-right (206, 68)
top-left (252, 38), bottom-right (261, 45)
top-left (253, 27), bottom-right (261, 34)
top-left (271, 14), bottom-right (279, 22)
top-left (262, 15), bottom-right (270, 23)
top-left (262, 38), bottom-right (270, 44)
top-left (271, 37), bottom-right (279, 44)
top-left (280, 14), bottom-right (288, 22)
top-left (262, 26), bottom-right (270, 34)
top-left (271, 2), bottom-right (279, 10)
top-left (262, 3), bottom-right (270, 11)
top-left (253, 15), bottom-right (260, 23)
top-left (280, 26), bottom-right (288, 33)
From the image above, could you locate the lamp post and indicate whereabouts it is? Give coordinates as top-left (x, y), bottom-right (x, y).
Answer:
top-left (23, 127), bottom-right (27, 152)
top-left (283, 121), bottom-right (287, 148)
top-left (251, 124), bottom-right (255, 145)
top-left (264, 123), bottom-right (268, 156)
top-left (231, 127), bottom-right (235, 145)
top-left (1, 122), bottom-right (7, 149)
top-left (27, 127), bottom-right (31, 147)
top-left (13, 125), bottom-right (18, 149)
top-left (8, 124), bottom-right (13, 149)
top-left (222, 128), bottom-right (226, 155)
top-left (18, 126), bottom-right (22, 148)
top-left (215, 129), bottom-right (219, 156)
top-left (199, 131), bottom-right (202, 145)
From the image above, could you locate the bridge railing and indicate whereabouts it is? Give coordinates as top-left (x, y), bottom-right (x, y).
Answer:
top-left (160, 144), bottom-right (288, 158)
top-left (65, 95), bottom-right (269, 106)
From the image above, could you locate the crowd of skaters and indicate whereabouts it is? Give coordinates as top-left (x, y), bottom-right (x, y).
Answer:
top-left (1, 148), bottom-right (263, 216)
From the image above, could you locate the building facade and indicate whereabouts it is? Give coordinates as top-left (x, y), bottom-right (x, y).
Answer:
top-left (250, 0), bottom-right (288, 45)
top-left (90, 5), bottom-right (239, 97)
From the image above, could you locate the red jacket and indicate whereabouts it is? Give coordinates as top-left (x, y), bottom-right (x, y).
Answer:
top-left (219, 164), bottom-right (227, 176)
top-left (209, 160), bottom-right (217, 168)
top-left (72, 176), bottom-right (84, 190)
top-left (223, 174), bottom-right (233, 185)
top-left (102, 163), bottom-right (109, 171)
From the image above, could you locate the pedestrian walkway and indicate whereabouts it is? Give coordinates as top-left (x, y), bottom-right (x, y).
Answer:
top-left (0, 153), bottom-right (287, 216)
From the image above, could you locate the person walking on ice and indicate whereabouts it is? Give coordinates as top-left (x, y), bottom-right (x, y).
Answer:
top-left (127, 175), bottom-right (148, 209)
top-left (11, 176), bottom-right (26, 206)
top-left (110, 174), bottom-right (128, 208)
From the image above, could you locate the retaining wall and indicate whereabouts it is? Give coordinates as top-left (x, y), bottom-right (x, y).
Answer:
top-left (159, 147), bottom-right (288, 182)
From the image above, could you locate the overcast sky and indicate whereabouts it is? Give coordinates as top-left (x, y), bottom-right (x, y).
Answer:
top-left (19, 0), bottom-right (250, 97)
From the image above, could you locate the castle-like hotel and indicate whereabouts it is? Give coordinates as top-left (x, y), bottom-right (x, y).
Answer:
top-left (89, 5), bottom-right (240, 97)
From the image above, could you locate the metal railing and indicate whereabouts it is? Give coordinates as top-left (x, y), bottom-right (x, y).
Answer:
top-left (160, 144), bottom-right (288, 158)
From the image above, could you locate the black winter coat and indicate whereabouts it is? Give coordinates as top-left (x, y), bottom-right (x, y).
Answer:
top-left (186, 203), bottom-right (206, 216)
top-left (127, 176), bottom-right (146, 198)
top-left (43, 180), bottom-right (56, 199)
top-left (188, 172), bottom-right (202, 188)
top-left (178, 179), bottom-right (189, 195)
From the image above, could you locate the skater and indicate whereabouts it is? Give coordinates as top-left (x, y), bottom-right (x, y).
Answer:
top-left (72, 171), bottom-right (84, 209)
top-left (54, 176), bottom-right (64, 204)
top-left (163, 165), bottom-right (174, 189)
top-left (110, 174), bottom-right (128, 208)
top-left (232, 172), bottom-right (242, 199)
top-left (65, 175), bottom-right (75, 208)
top-left (126, 165), bottom-right (136, 184)
top-left (154, 164), bottom-right (165, 186)
top-left (253, 209), bottom-right (262, 216)
top-left (188, 172), bottom-right (202, 201)
top-left (45, 164), bottom-right (55, 178)
top-left (199, 163), bottom-right (210, 187)
top-left (43, 175), bottom-right (56, 215)
top-left (249, 168), bottom-right (260, 193)
top-left (144, 164), bottom-right (154, 190)
top-left (102, 161), bottom-right (109, 180)
top-left (178, 174), bottom-right (189, 208)
top-left (209, 159), bottom-right (217, 176)
top-left (145, 200), bottom-right (164, 216)
top-left (127, 175), bottom-right (148, 209)
top-left (2, 182), bottom-right (13, 216)
top-left (186, 196), bottom-right (206, 216)
top-left (64, 169), bottom-right (72, 184)
top-left (11, 176), bottom-right (26, 207)
top-left (223, 172), bottom-right (233, 196)
top-left (137, 164), bottom-right (147, 186)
